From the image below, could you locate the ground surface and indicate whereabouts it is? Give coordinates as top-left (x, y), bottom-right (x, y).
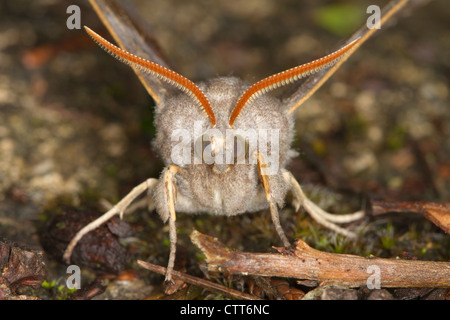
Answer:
top-left (0, 0), bottom-right (448, 300)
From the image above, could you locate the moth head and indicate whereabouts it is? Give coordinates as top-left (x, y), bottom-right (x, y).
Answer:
top-left (85, 26), bottom-right (359, 172)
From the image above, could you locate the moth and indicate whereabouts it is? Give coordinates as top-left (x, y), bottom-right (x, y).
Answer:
top-left (63, 0), bottom-right (410, 290)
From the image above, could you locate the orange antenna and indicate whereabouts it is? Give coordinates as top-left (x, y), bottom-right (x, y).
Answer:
top-left (229, 38), bottom-right (360, 126)
top-left (84, 26), bottom-right (216, 126)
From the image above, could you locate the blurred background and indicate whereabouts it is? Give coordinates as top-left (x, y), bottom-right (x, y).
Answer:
top-left (0, 0), bottom-right (448, 299)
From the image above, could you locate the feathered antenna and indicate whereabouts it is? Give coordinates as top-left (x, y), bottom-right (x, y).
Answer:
top-left (84, 26), bottom-right (216, 126)
top-left (228, 38), bottom-right (360, 126)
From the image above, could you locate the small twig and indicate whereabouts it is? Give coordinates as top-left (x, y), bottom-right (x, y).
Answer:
top-left (371, 200), bottom-right (450, 234)
top-left (137, 260), bottom-right (262, 300)
top-left (191, 230), bottom-right (450, 288)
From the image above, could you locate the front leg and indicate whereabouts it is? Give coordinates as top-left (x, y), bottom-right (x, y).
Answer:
top-left (257, 153), bottom-right (291, 247)
top-left (163, 165), bottom-right (179, 286)
top-left (282, 170), bottom-right (364, 238)
top-left (150, 164), bottom-right (185, 294)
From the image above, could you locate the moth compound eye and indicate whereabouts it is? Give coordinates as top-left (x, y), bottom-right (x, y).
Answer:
top-left (194, 134), bottom-right (215, 164)
top-left (233, 134), bottom-right (248, 164)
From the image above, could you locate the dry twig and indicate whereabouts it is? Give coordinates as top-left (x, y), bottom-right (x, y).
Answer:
top-left (137, 260), bottom-right (262, 300)
top-left (191, 230), bottom-right (450, 288)
top-left (371, 200), bottom-right (450, 234)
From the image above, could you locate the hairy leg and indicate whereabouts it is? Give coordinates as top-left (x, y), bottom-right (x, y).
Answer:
top-left (282, 170), bottom-right (364, 238)
top-left (257, 153), bottom-right (291, 247)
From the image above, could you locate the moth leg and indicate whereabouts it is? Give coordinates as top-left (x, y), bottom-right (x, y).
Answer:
top-left (163, 165), bottom-right (179, 287)
top-left (282, 170), bottom-right (364, 238)
top-left (63, 178), bottom-right (158, 264)
top-left (99, 179), bottom-right (157, 214)
top-left (257, 153), bottom-right (291, 247)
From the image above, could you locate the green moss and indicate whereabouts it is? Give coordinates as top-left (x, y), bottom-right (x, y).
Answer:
top-left (105, 163), bottom-right (118, 176)
top-left (342, 114), bottom-right (369, 143)
top-left (195, 251), bottom-right (206, 262)
top-left (330, 235), bottom-right (350, 254)
top-left (140, 105), bottom-right (157, 138)
top-left (195, 218), bottom-right (204, 229)
top-left (385, 125), bottom-right (407, 150)
top-left (41, 280), bottom-right (56, 289)
top-left (162, 237), bottom-right (170, 248)
top-left (40, 280), bottom-right (77, 300)
top-left (380, 222), bottom-right (396, 250)
top-left (314, 4), bottom-right (365, 36)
